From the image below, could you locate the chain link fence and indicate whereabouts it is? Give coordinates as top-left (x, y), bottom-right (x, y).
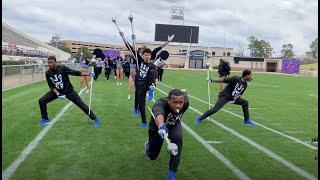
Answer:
top-left (2, 63), bottom-right (81, 90)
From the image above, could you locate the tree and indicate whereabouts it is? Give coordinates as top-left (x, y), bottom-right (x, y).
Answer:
top-left (247, 36), bottom-right (273, 58)
top-left (306, 38), bottom-right (318, 58)
top-left (58, 44), bottom-right (72, 54)
top-left (235, 41), bottom-right (246, 56)
top-left (74, 46), bottom-right (92, 60)
top-left (280, 43), bottom-right (295, 58)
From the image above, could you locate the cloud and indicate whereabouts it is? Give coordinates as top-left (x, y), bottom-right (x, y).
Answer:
top-left (2, 0), bottom-right (318, 56)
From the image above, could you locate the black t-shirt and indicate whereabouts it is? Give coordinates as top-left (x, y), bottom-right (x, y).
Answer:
top-left (45, 65), bottom-right (81, 93)
top-left (136, 61), bottom-right (157, 83)
top-left (149, 93), bottom-right (189, 131)
top-left (221, 76), bottom-right (247, 100)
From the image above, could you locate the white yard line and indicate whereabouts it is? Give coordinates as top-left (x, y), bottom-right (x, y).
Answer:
top-left (2, 89), bottom-right (85, 180)
top-left (159, 82), bottom-right (318, 150)
top-left (156, 87), bottom-right (317, 180)
top-left (151, 99), bottom-right (251, 180)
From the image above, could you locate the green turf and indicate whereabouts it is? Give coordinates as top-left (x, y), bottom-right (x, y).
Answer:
top-left (2, 70), bottom-right (318, 179)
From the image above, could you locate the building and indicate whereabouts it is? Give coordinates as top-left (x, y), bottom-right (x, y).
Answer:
top-left (59, 39), bottom-right (283, 72)
top-left (232, 57), bottom-right (283, 72)
top-left (134, 41), bottom-right (233, 69)
top-left (60, 40), bottom-right (126, 55)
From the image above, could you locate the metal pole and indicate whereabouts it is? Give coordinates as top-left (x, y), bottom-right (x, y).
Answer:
top-left (114, 26), bottom-right (117, 50)
top-left (184, 29), bottom-right (193, 69)
top-left (224, 32), bottom-right (227, 61)
top-left (20, 66), bottom-right (22, 85)
top-left (42, 64), bottom-right (45, 79)
top-left (32, 65), bottom-right (34, 81)
top-left (2, 66), bottom-right (5, 88)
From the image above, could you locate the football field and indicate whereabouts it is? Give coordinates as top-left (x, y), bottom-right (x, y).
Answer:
top-left (2, 69), bottom-right (318, 179)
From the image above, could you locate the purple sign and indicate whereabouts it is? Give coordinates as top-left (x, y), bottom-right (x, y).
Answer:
top-left (281, 59), bottom-right (300, 74)
top-left (103, 49), bottom-right (120, 59)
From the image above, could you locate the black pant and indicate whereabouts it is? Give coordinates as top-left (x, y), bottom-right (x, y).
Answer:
top-left (146, 123), bottom-right (183, 173)
top-left (134, 82), bottom-right (148, 123)
top-left (38, 90), bottom-right (97, 120)
top-left (105, 67), bottom-right (111, 80)
top-left (158, 68), bottom-right (164, 81)
top-left (94, 67), bottom-right (102, 80)
top-left (198, 93), bottom-right (249, 121)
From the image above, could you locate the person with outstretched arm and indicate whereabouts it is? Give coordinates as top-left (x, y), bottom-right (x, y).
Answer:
top-left (195, 69), bottom-right (255, 126)
top-left (38, 56), bottom-right (101, 127)
top-left (145, 89), bottom-right (189, 180)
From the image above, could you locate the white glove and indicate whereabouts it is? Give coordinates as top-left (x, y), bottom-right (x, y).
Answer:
top-left (154, 58), bottom-right (161, 66)
top-left (168, 34), bottom-right (175, 42)
top-left (158, 124), bottom-right (168, 139)
top-left (57, 93), bottom-right (66, 99)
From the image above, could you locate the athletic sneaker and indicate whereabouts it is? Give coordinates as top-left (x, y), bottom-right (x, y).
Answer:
top-left (119, 82), bottom-right (122, 85)
top-left (94, 119), bottom-right (101, 127)
top-left (194, 118), bottom-right (201, 125)
top-left (128, 95), bottom-right (131, 99)
top-left (132, 109), bottom-right (141, 116)
top-left (144, 140), bottom-right (150, 159)
top-left (86, 89), bottom-right (89, 94)
top-left (116, 82), bottom-right (120, 86)
top-left (244, 119), bottom-right (255, 126)
top-left (167, 171), bottom-right (176, 180)
top-left (140, 122), bottom-right (147, 128)
top-left (39, 119), bottom-right (51, 126)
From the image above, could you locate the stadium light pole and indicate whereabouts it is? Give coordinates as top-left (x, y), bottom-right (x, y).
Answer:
top-left (184, 29), bottom-right (193, 69)
top-left (114, 26), bottom-right (117, 50)
top-left (224, 32), bottom-right (227, 62)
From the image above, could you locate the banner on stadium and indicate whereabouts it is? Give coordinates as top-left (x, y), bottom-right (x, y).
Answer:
top-left (281, 59), bottom-right (300, 74)
top-left (103, 49), bottom-right (120, 59)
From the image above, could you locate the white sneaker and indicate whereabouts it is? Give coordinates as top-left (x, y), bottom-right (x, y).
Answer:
top-left (128, 95), bottom-right (131, 99)
top-left (119, 83), bottom-right (122, 85)
top-left (86, 89), bottom-right (89, 93)
top-left (116, 82), bottom-right (119, 85)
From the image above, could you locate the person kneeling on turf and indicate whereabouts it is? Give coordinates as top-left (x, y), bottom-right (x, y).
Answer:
top-left (144, 89), bottom-right (189, 180)
top-left (195, 69), bottom-right (254, 126)
top-left (38, 56), bottom-right (101, 127)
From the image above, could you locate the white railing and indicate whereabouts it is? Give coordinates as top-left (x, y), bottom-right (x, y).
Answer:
top-left (2, 63), bottom-right (82, 90)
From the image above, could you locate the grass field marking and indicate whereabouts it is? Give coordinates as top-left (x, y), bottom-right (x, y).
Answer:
top-left (205, 141), bottom-right (223, 144)
top-left (2, 88), bottom-right (85, 180)
top-left (159, 82), bottom-right (318, 150)
top-left (150, 100), bottom-right (251, 180)
top-left (181, 122), bottom-right (251, 180)
top-left (156, 87), bottom-right (317, 180)
top-left (308, 94), bottom-right (318, 98)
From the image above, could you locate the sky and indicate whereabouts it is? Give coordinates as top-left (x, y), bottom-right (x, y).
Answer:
top-left (2, 0), bottom-right (318, 56)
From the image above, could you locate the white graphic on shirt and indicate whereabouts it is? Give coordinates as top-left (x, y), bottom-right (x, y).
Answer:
top-left (50, 74), bottom-right (63, 89)
top-left (231, 83), bottom-right (244, 97)
top-left (139, 64), bottom-right (149, 78)
top-left (165, 112), bottom-right (182, 126)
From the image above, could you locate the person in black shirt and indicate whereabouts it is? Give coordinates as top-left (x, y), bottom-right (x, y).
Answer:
top-left (122, 55), bottom-right (131, 80)
top-left (118, 30), bottom-right (174, 127)
top-left (144, 89), bottom-right (189, 180)
top-left (38, 56), bottom-right (101, 127)
top-left (104, 56), bottom-right (112, 80)
top-left (132, 48), bottom-right (158, 128)
top-left (217, 59), bottom-right (231, 91)
top-left (195, 69), bottom-right (255, 126)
